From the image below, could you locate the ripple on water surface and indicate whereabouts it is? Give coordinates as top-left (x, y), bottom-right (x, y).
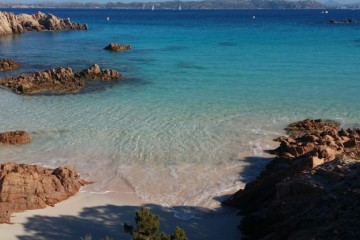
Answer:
top-left (1, 9), bottom-right (360, 210)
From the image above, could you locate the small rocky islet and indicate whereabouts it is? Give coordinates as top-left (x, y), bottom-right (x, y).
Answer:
top-left (104, 43), bottom-right (131, 51)
top-left (224, 119), bottom-right (360, 239)
top-left (0, 59), bottom-right (20, 72)
top-left (0, 64), bottom-right (123, 95)
top-left (0, 131), bottom-right (32, 145)
top-left (0, 12), bottom-right (127, 95)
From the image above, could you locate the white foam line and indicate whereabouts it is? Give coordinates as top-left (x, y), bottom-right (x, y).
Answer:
top-left (79, 190), bottom-right (121, 194)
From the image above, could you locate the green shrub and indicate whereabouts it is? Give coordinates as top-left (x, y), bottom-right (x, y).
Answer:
top-left (124, 207), bottom-right (188, 240)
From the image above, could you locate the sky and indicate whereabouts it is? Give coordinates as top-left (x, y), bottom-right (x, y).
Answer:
top-left (4, 0), bottom-right (360, 4)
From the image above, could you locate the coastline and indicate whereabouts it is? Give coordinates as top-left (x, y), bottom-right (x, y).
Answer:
top-left (1, 187), bottom-right (242, 239)
top-left (2, 7), bottom-right (360, 239)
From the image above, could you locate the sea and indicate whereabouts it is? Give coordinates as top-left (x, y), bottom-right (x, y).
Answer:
top-left (1, 8), bottom-right (360, 214)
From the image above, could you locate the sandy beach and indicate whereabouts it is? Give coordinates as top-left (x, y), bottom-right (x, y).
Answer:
top-left (1, 187), bottom-right (242, 240)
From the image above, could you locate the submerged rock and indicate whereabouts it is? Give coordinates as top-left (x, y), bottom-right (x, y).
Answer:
top-left (224, 119), bottom-right (360, 239)
top-left (0, 131), bottom-right (31, 145)
top-left (104, 43), bottom-right (131, 51)
top-left (0, 163), bottom-right (91, 223)
top-left (0, 59), bottom-right (19, 72)
top-left (0, 11), bottom-right (88, 36)
top-left (0, 64), bottom-right (123, 95)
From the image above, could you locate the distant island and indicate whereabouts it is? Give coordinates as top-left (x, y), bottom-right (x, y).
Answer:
top-left (0, 0), bottom-right (331, 10)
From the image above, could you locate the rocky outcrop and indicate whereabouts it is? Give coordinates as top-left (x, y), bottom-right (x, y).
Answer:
top-left (0, 131), bottom-right (31, 145)
top-left (0, 59), bottom-right (19, 72)
top-left (0, 163), bottom-right (90, 223)
top-left (0, 64), bottom-right (122, 95)
top-left (330, 19), bottom-right (357, 24)
top-left (224, 119), bottom-right (360, 239)
top-left (0, 11), bottom-right (88, 36)
top-left (273, 125), bottom-right (360, 161)
top-left (284, 118), bottom-right (340, 138)
top-left (104, 43), bottom-right (131, 51)
top-left (77, 63), bottom-right (121, 81)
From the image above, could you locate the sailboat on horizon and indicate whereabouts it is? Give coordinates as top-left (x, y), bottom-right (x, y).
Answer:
top-left (152, 5), bottom-right (155, 11)
top-left (179, 5), bottom-right (182, 10)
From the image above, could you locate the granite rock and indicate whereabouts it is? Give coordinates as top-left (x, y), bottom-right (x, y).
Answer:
top-left (0, 59), bottom-right (19, 72)
top-left (0, 163), bottom-right (91, 223)
top-left (0, 64), bottom-right (123, 95)
top-left (0, 131), bottom-right (31, 145)
top-left (0, 11), bottom-right (87, 36)
top-left (224, 119), bottom-right (360, 239)
top-left (104, 43), bottom-right (131, 51)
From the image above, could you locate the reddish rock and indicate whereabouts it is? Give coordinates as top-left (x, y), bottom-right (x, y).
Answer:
top-left (285, 119), bottom-right (340, 138)
top-left (0, 163), bottom-right (91, 223)
top-left (0, 131), bottom-right (31, 144)
top-left (224, 119), bottom-right (360, 239)
top-left (272, 126), bottom-right (359, 162)
top-left (77, 64), bottom-right (121, 81)
top-left (104, 43), bottom-right (131, 51)
top-left (309, 156), bottom-right (324, 168)
top-left (0, 64), bottom-right (123, 95)
top-left (0, 59), bottom-right (19, 72)
top-left (0, 11), bottom-right (87, 36)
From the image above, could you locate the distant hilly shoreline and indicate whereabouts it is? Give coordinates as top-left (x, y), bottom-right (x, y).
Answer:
top-left (0, 0), bottom-right (330, 10)
top-left (0, 0), bottom-right (359, 10)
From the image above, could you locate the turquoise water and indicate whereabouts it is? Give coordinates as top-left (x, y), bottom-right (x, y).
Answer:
top-left (1, 9), bottom-right (360, 208)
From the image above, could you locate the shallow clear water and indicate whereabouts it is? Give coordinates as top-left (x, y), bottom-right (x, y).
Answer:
top-left (1, 9), bottom-right (360, 209)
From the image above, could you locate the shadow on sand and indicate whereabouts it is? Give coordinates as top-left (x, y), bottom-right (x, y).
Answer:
top-left (17, 155), bottom-right (273, 240)
top-left (17, 203), bottom-right (241, 240)
top-left (238, 156), bottom-right (273, 184)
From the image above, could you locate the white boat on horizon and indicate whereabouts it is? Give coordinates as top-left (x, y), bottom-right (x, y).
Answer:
top-left (152, 5), bottom-right (155, 11)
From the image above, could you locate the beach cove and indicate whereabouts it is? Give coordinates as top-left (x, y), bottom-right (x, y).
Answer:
top-left (1, 8), bottom-right (360, 239)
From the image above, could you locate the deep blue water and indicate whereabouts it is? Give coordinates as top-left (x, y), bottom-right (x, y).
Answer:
top-left (0, 9), bottom-right (360, 207)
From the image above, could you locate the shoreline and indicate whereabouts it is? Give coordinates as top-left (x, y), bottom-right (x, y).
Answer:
top-left (0, 134), bottom-right (276, 239)
top-left (1, 189), bottom-right (242, 239)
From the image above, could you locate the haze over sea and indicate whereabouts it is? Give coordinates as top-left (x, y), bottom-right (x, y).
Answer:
top-left (1, 9), bottom-right (360, 215)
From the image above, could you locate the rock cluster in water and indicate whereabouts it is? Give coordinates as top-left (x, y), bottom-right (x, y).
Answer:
top-left (224, 119), bottom-right (360, 239)
top-left (0, 163), bottom-right (90, 223)
top-left (0, 59), bottom-right (19, 72)
top-left (329, 19), bottom-right (357, 24)
top-left (0, 131), bottom-right (31, 145)
top-left (0, 64), bottom-right (122, 95)
top-left (0, 11), bottom-right (88, 36)
top-left (104, 43), bottom-right (131, 51)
